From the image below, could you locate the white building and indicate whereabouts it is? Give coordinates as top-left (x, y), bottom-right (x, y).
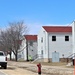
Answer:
top-left (18, 35), bottom-right (37, 61)
top-left (72, 21), bottom-right (75, 54)
top-left (38, 26), bottom-right (72, 62)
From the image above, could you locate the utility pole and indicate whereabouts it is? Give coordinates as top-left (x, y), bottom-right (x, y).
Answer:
top-left (26, 41), bottom-right (28, 61)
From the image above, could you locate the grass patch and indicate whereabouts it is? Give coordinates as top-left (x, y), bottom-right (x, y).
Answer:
top-left (32, 62), bottom-right (75, 69)
top-left (32, 62), bottom-right (67, 66)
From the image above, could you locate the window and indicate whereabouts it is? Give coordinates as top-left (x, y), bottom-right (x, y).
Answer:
top-left (22, 52), bottom-right (23, 54)
top-left (32, 50), bottom-right (33, 51)
top-left (0, 52), bottom-right (3, 56)
top-left (65, 36), bottom-right (69, 41)
top-left (29, 41), bottom-right (33, 46)
top-left (41, 37), bottom-right (43, 43)
top-left (52, 36), bottom-right (56, 41)
top-left (41, 50), bottom-right (43, 55)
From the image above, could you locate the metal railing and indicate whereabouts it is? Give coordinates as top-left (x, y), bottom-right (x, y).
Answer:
top-left (67, 53), bottom-right (75, 63)
top-left (67, 53), bottom-right (75, 58)
top-left (31, 54), bottom-right (43, 63)
top-left (32, 54), bottom-right (38, 60)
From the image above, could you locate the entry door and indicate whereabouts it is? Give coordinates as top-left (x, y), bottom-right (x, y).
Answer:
top-left (52, 52), bottom-right (59, 62)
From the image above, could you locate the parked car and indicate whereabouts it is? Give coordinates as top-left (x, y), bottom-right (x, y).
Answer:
top-left (0, 51), bottom-right (7, 69)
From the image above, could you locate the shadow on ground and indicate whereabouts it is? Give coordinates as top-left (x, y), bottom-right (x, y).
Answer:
top-left (0, 66), bottom-right (15, 70)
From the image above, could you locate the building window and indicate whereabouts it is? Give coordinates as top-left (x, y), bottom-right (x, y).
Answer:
top-left (29, 41), bottom-right (33, 46)
top-left (52, 36), bottom-right (56, 41)
top-left (32, 50), bottom-right (33, 51)
top-left (41, 37), bottom-right (43, 43)
top-left (22, 52), bottom-right (23, 54)
top-left (41, 50), bottom-right (43, 55)
top-left (65, 36), bottom-right (69, 41)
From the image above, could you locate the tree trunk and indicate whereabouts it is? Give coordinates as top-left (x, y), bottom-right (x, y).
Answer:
top-left (15, 50), bottom-right (18, 61)
top-left (10, 51), bottom-right (12, 60)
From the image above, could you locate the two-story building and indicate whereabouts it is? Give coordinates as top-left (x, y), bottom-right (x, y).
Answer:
top-left (18, 35), bottom-right (37, 61)
top-left (38, 26), bottom-right (72, 62)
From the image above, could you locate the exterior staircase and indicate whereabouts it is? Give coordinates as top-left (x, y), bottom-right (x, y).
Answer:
top-left (66, 53), bottom-right (75, 66)
top-left (31, 54), bottom-right (43, 63)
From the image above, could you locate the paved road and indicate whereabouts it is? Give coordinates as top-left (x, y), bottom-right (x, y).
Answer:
top-left (0, 71), bottom-right (6, 75)
top-left (0, 67), bottom-right (7, 75)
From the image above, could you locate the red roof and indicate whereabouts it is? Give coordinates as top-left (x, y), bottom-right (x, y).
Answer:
top-left (43, 26), bottom-right (72, 32)
top-left (24, 35), bottom-right (37, 41)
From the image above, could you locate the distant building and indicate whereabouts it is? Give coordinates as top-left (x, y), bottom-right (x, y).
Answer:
top-left (18, 35), bottom-right (37, 61)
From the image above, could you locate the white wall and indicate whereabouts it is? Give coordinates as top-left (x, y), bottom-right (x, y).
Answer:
top-left (22, 39), bottom-right (27, 60)
top-left (38, 27), bottom-right (48, 59)
top-left (48, 32), bottom-right (72, 58)
top-left (72, 21), bottom-right (75, 54)
top-left (38, 27), bottom-right (72, 59)
top-left (18, 38), bottom-right (27, 60)
top-left (7, 52), bottom-right (15, 59)
top-left (28, 41), bottom-right (37, 60)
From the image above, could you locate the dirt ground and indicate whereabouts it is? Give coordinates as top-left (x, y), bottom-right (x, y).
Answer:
top-left (0, 61), bottom-right (74, 75)
top-left (1, 66), bottom-right (38, 75)
top-left (0, 61), bottom-right (47, 75)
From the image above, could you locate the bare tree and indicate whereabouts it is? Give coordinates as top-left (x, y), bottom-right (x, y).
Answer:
top-left (0, 21), bottom-right (28, 61)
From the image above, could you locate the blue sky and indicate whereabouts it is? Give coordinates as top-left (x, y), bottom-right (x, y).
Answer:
top-left (0, 0), bottom-right (75, 34)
